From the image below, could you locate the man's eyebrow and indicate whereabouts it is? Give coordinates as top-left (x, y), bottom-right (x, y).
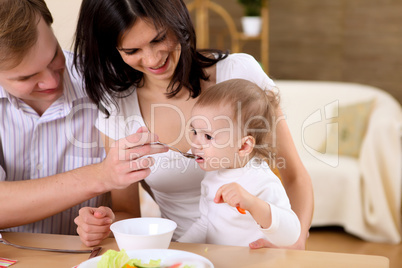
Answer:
top-left (10, 47), bottom-right (58, 81)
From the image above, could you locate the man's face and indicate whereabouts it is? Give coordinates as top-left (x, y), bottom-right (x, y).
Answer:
top-left (0, 17), bottom-right (65, 115)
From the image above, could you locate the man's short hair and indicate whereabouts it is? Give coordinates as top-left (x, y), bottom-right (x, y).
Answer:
top-left (0, 0), bottom-right (53, 70)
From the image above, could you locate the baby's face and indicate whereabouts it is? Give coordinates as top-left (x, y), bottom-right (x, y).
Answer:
top-left (189, 104), bottom-right (242, 171)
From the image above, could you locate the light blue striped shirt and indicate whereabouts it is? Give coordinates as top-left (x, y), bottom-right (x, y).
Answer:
top-left (0, 51), bottom-right (109, 235)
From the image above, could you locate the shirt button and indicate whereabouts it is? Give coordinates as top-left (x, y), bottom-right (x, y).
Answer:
top-left (36, 163), bottom-right (43, 170)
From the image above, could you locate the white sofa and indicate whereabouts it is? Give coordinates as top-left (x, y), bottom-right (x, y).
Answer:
top-left (276, 80), bottom-right (402, 244)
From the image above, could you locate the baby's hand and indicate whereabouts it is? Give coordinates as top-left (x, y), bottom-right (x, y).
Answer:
top-left (214, 183), bottom-right (254, 212)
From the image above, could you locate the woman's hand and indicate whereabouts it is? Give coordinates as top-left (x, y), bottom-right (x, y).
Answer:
top-left (75, 206), bottom-right (115, 247)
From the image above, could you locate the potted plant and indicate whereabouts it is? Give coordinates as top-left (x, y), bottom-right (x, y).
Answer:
top-left (237, 0), bottom-right (262, 36)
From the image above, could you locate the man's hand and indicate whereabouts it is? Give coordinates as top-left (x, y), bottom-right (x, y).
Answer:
top-left (98, 127), bottom-right (168, 192)
top-left (75, 206), bottom-right (114, 247)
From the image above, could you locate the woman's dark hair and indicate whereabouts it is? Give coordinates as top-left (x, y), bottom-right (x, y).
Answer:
top-left (73, 0), bottom-right (227, 110)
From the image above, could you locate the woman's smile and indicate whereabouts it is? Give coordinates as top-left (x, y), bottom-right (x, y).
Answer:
top-left (147, 55), bottom-right (170, 75)
top-left (149, 56), bottom-right (168, 70)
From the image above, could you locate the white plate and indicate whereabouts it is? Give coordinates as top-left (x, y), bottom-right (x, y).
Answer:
top-left (77, 248), bottom-right (214, 268)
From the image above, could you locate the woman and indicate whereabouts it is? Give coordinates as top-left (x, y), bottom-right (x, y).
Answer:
top-left (73, 0), bottom-right (313, 249)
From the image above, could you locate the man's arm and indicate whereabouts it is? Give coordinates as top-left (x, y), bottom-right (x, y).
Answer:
top-left (0, 129), bottom-right (167, 229)
top-left (0, 164), bottom-right (106, 228)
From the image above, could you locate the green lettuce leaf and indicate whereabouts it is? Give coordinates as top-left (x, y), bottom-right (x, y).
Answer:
top-left (97, 249), bottom-right (130, 268)
top-left (126, 258), bottom-right (161, 267)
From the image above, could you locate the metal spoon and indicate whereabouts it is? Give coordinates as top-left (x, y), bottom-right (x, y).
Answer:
top-left (0, 233), bottom-right (101, 256)
top-left (151, 142), bottom-right (197, 159)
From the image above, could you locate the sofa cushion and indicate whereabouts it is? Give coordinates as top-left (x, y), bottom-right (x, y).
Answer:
top-left (321, 99), bottom-right (375, 157)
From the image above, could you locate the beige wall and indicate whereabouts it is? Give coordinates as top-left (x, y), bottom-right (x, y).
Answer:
top-left (200, 0), bottom-right (402, 104)
top-left (45, 0), bottom-right (82, 50)
top-left (269, 0), bottom-right (402, 105)
top-left (46, 0), bottom-right (402, 104)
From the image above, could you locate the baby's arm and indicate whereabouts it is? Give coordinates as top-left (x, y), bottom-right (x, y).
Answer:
top-left (261, 203), bottom-right (301, 247)
top-left (214, 182), bottom-right (271, 229)
top-left (214, 182), bottom-right (272, 228)
top-left (215, 182), bottom-right (301, 247)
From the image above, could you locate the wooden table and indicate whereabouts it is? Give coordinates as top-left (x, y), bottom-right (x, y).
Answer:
top-left (0, 232), bottom-right (389, 268)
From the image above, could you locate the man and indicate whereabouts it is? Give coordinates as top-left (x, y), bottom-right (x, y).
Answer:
top-left (0, 0), bottom-right (166, 237)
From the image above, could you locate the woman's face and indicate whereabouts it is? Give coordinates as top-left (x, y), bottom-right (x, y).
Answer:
top-left (117, 18), bottom-right (181, 84)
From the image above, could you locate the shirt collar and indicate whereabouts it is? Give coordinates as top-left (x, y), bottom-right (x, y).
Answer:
top-left (0, 86), bottom-right (21, 109)
top-left (0, 86), bottom-right (7, 99)
top-left (62, 65), bottom-right (88, 108)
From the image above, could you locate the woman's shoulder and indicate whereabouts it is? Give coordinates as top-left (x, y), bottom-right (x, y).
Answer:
top-left (216, 53), bottom-right (275, 89)
top-left (218, 53), bottom-right (260, 69)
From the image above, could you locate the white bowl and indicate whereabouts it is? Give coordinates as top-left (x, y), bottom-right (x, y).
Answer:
top-left (110, 217), bottom-right (177, 250)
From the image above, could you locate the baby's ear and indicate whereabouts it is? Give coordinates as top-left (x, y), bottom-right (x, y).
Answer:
top-left (238, 136), bottom-right (255, 157)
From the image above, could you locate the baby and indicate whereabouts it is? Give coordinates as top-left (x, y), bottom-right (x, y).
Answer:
top-left (178, 79), bottom-right (301, 247)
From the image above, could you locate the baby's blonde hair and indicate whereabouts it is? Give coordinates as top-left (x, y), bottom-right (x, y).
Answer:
top-left (195, 79), bottom-right (279, 160)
